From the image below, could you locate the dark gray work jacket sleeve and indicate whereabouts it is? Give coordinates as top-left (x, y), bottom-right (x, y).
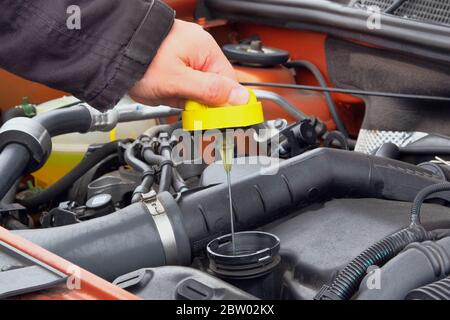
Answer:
top-left (0, 0), bottom-right (175, 110)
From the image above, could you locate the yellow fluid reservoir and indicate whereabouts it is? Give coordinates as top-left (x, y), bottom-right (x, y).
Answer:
top-left (32, 96), bottom-right (157, 187)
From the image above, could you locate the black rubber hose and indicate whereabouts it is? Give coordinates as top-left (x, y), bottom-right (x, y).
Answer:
top-left (159, 146), bottom-right (173, 193)
top-left (410, 182), bottom-right (450, 226)
top-left (14, 203), bottom-right (170, 281)
top-left (400, 146), bottom-right (450, 155)
top-left (142, 122), bottom-right (179, 193)
top-left (0, 144), bottom-right (30, 200)
top-left (143, 149), bottom-right (166, 165)
top-left (131, 175), bottom-right (154, 203)
top-left (144, 122), bottom-right (181, 140)
top-left (1, 107), bottom-right (27, 124)
top-left (285, 60), bottom-right (348, 137)
top-left (375, 142), bottom-right (401, 159)
top-left (316, 226), bottom-right (433, 300)
top-left (12, 148), bottom-right (447, 283)
top-left (172, 168), bottom-right (188, 193)
top-left (166, 148), bottom-right (446, 253)
top-left (124, 143), bottom-right (155, 202)
top-left (0, 104), bottom-right (92, 201)
top-left (124, 143), bottom-right (153, 174)
top-left (34, 105), bottom-right (92, 137)
top-left (142, 148), bottom-right (173, 193)
top-left (20, 141), bottom-right (121, 209)
top-left (406, 276), bottom-right (450, 300)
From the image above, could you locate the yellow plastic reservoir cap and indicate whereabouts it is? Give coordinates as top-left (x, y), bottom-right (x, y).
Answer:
top-left (182, 89), bottom-right (264, 131)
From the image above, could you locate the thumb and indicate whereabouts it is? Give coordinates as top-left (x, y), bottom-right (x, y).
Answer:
top-left (177, 68), bottom-right (249, 106)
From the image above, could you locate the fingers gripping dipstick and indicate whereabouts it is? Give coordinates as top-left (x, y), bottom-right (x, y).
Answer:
top-left (182, 89), bottom-right (265, 256)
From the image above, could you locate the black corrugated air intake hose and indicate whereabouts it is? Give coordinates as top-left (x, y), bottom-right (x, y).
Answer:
top-left (315, 181), bottom-right (450, 300)
top-left (14, 148), bottom-right (449, 281)
top-left (15, 198), bottom-right (192, 281)
top-left (406, 276), bottom-right (450, 300)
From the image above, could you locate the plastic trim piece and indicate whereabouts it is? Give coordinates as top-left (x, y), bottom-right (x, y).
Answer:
top-left (0, 240), bottom-right (67, 299)
top-left (0, 117), bottom-right (51, 173)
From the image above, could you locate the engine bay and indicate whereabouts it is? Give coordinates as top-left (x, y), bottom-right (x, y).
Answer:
top-left (2, 0), bottom-right (450, 302)
top-left (2, 94), bottom-right (450, 300)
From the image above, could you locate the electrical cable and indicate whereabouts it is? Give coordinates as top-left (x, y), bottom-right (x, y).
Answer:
top-left (317, 181), bottom-right (450, 300)
top-left (241, 82), bottom-right (450, 102)
top-left (410, 182), bottom-right (450, 226)
top-left (315, 225), bottom-right (432, 300)
top-left (285, 60), bottom-right (348, 137)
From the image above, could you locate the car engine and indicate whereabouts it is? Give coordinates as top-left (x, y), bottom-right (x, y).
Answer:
top-left (1, 88), bottom-right (450, 301)
top-left (2, 0), bottom-right (450, 302)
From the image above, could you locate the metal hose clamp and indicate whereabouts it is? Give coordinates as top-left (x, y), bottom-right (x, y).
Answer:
top-left (141, 191), bottom-right (179, 265)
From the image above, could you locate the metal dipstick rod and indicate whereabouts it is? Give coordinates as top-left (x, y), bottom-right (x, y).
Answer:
top-left (221, 133), bottom-right (236, 255)
top-left (226, 169), bottom-right (236, 255)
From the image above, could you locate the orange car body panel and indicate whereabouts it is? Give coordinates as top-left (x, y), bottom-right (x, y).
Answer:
top-left (165, 0), bottom-right (197, 20)
top-left (213, 23), bottom-right (365, 136)
top-left (0, 227), bottom-right (140, 300)
top-left (0, 69), bottom-right (65, 111)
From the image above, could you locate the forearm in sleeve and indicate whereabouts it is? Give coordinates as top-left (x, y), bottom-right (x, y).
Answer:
top-left (0, 0), bottom-right (175, 110)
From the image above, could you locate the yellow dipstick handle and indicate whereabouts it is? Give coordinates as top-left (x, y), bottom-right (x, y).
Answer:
top-left (182, 89), bottom-right (264, 131)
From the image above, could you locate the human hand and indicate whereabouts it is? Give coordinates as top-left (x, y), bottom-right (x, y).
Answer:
top-left (129, 19), bottom-right (249, 108)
